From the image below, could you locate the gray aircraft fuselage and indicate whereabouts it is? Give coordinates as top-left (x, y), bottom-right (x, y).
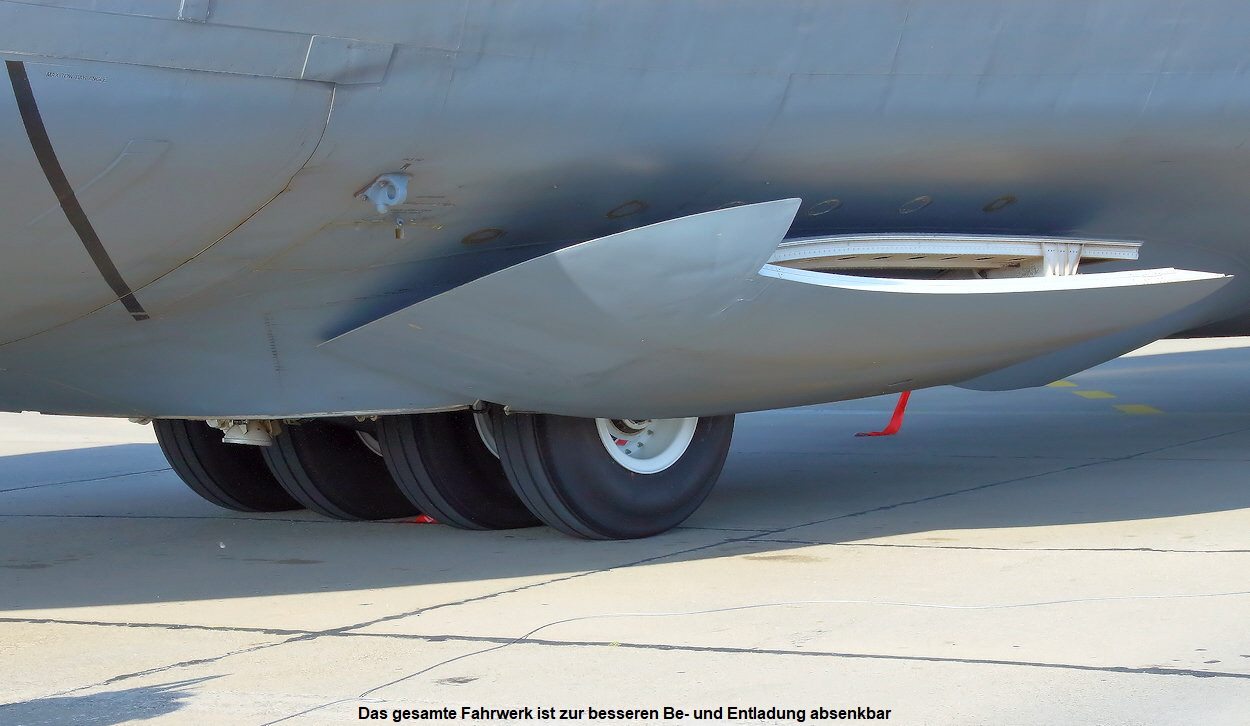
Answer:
top-left (1, 0), bottom-right (1248, 419)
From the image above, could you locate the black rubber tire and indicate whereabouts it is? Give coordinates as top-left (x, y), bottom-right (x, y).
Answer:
top-left (261, 420), bottom-right (419, 521)
top-left (376, 412), bottom-right (539, 530)
top-left (490, 409), bottom-right (735, 539)
top-left (153, 419), bottom-right (302, 512)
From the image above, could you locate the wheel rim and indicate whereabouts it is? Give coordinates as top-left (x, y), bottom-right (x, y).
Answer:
top-left (594, 417), bottom-right (698, 474)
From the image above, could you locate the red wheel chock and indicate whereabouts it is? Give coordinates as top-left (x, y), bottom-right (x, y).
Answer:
top-left (855, 391), bottom-right (911, 437)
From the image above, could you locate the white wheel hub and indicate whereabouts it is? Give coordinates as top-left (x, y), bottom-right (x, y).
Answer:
top-left (595, 417), bottom-right (698, 474)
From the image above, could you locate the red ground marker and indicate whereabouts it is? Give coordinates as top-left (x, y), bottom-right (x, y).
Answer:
top-left (855, 391), bottom-right (911, 437)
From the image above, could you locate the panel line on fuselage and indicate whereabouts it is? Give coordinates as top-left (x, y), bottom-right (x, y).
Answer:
top-left (5, 60), bottom-right (149, 322)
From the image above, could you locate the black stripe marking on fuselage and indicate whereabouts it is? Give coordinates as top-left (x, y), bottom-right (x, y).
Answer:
top-left (6, 60), bottom-right (149, 321)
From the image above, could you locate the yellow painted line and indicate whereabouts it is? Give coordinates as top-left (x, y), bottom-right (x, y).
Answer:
top-left (1074, 390), bottom-right (1116, 399)
top-left (1114, 404), bottom-right (1164, 415)
top-left (1046, 380), bottom-right (1078, 387)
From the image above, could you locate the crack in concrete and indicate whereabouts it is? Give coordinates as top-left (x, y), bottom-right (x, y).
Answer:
top-left (345, 631), bottom-right (1250, 682)
top-left (9, 422), bottom-right (1250, 716)
top-left (9, 615), bottom-right (1248, 689)
top-left (3, 539), bottom-right (745, 701)
top-left (0, 616), bottom-right (310, 637)
top-left (754, 540), bottom-right (1250, 554)
top-left (0, 513), bottom-right (330, 523)
top-left (718, 423), bottom-right (1250, 544)
top-left (0, 467), bottom-right (172, 493)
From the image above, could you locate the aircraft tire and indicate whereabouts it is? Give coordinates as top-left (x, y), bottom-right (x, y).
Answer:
top-left (261, 420), bottom-right (419, 521)
top-left (490, 409), bottom-right (735, 539)
top-left (376, 412), bottom-right (539, 530)
top-left (153, 418), bottom-right (302, 512)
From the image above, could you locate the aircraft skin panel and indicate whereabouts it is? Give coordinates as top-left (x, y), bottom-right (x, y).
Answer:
top-left (1, 1), bottom-right (1250, 419)
top-left (0, 55), bottom-right (332, 343)
top-left (0, 2), bottom-right (395, 84)
top-left (320, 201), bottom-right (1229, 420)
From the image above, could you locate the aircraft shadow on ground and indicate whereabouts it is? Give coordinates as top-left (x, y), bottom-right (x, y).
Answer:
top-left (0, 677), bottom-right (215, 725)
top-left (1, 346), bottom-right (1249, 610)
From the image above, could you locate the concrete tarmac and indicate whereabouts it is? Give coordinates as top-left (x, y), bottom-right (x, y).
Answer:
top-left (2, 338), bottom-right (1250, 725)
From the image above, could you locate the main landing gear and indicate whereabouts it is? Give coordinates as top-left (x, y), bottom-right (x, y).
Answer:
top-left (491, 410), bottom-right (734, 539)
top-left (375, 411), bottom-right (538, 530)
top-left (154, 407), bottom-right (735, 539)
top-left (259, 420), bottom-right (419, 521)
top-left (153, 418), bottom-right (300, 512)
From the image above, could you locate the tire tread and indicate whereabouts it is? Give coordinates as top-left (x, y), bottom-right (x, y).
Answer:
top-left (153, 419), bottom-right (301, 512)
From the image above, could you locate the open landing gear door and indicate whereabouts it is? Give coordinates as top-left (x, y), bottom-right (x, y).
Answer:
top-left (321, 200), bottom-right (1230, 419)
